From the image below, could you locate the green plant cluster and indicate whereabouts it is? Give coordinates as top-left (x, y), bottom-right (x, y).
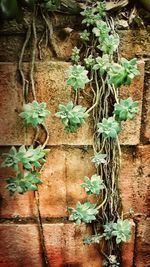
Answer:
top-left (81, 174), bottom-right (105, 195)
top-left (6, 171), bottom-right (42, 195)
top-left (97, 117), bottom-right (121, 139)
top-left (19, 101), bottom-right (50, 128)
top-left (1, 145), bottom-right (49, 195)
top-left (91, 153), bottom-right (107, 167)
top-left (67, 65), bottom-right (90, 91)
top-left (68, 201), bottom-right (98, 224)
top-left (56, 102), bottom-right (88, 133)
top-left (83, 219), bottom-right (131, 245)
top-left (114, 97), bottom-right (139, 121)
top-left (61, 0), bottom-right (140, 264)
top-left (1, 0), bottom-right (140, 264)
top-left (103, 219), bottom-right (131, 244)
top-left (68, 172), bottom-right (131, 244)
top-left (2, 101), bottom-right (50, 195)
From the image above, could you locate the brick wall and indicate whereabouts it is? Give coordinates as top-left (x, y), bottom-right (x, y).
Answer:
top-left (0, 12), bottom-right (150, 267)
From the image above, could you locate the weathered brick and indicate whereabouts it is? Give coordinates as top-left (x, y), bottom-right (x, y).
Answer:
top-left (0, 223), bottom-right (101, 267)
top-left (119, 29), bottom-right (150, 59)
top-left (135, 218), bottom-right (150, 267)
top-left (39, 147), bottom-right (95, 217)
top-left (143, 60), bottom-right (150, 142)
top-left (0, 31), bottom-right (80, 62)
top-left (43, 223), bottom-right (102, 267)
top-left (38, 147), bottom-right (67, 218)
top-left (121, 219), bottom-right (135, 267)
top-left (0, 179), bottom-right (36, 218)
top-left (0, 13), bottom-right (81, 34)
top-left (120, 145), bottom-right (150, 216)
top-left (0, 146), bottom-right (95, 218)
top-left (54, 31), bottom-right (80, 60)
top-left (0, 61), bottom-right (144, 146)
top-left (0, 62), bottom-right (93, 146)
top-left (0, 64), bottom-right (25, 145)
top-left (0, 224), bottom-right (42, 267)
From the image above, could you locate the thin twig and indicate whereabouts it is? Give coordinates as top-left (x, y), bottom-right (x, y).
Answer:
top-left (41, 124), bottom-right (50, 149)
top-left (35, 190), bottom-right (51, 267)
top-left (41, 12), bottom-right (58, 57)
top-left (30, 12), bottom-right (37, 101)
top-left (18, 20), bottom-right (31, 103)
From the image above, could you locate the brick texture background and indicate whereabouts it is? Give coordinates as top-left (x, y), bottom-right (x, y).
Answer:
top-left (0, 7), bottom-right (150, 267)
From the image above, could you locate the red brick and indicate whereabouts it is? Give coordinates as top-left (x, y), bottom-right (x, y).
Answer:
top-left (38, 147), bottom-right (67, 218)
top-left (43, 223), bottom-right (102, 267)
top-left (39, 147), bottom-right (95, 217)
top-left (119, 30), bottom-right (150, 59)
top-left (0, 147), bottom-right (95, 218)
top-left (0, 60), bottom-right (144, 146)
top-left (0, 64), bottom-right (25, 145)
top-left (0, 62), bottom-right (93, 146)
top-left (0, 179), bottom-right (36, 218)
top-left (54, 31), bottom-right (80, 60)
top-left (135, 218), bottom-right (150, 267)
top-left (119, 61), bottom-right (144, 145)
top-left (0, 224), bottom-right (42, 267)
top-left (0, 223), bottom-right (102, 267)
top-left (143, 60), bottom-right (150, 141)
top-left (120, 145), bottom-right (150, 216)
top-left (0, 31), bottom-right (80, 61)
top-left (121, 219), bottom-right (135, 267)
top-left (65, 148), bottom-right (96, 206)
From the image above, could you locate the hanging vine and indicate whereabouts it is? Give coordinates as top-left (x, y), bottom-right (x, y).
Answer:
top-left (1, 1), bottom-right (141, 267)
top-left (56, 1), bottom-right (140, 266)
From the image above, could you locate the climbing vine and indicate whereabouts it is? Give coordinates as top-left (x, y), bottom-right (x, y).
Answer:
top-left (1, 0), bottom-right (141, 267)
top-left (56, 1), bottom-right (140, 266)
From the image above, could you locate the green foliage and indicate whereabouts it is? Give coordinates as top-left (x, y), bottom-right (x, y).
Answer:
top-left (83, 234), bottom-right (103, 245)
top-left (96, 1), bottom-right (106, 18)
top-left (81, 7), bottom-right (97, 26)
top-left (1, 146), bottom-right (19, 171)
top-left (84, 55), bottom-right (95, 69)
top-left (68, 201), bottom-right (98, 224)
top-left (1, 145), bottom-right (49, 194)
top-left (93, 21), bottom-right (110, 41)
top-left (6, 171), bottom-right (42, 195)
top-left (67, 65), bottom-right (89, 91)
top-left (71, 47), bottom-right (80, 64)
top-left (93, 54), bottom-right (110, 75)
top-left (98, 34), bottom-right (119, 55)
top-left (81, 2), bottom-right (106, 26)
top-left (112, 219), bottom-right (131, 244)
top-left (81, 174), bottom-right (105, 195)
top-left (56, 102), bottom-right (88, 133)
top-left (114, 97), bottom-right (139, 121)
top-left (97, 117), bottom-right (121, 139)
top-left (80, 30), bottom-right (90, 42)
top-left (91, 153), bottom-right (107, 167)
top-left (109, 58), bottom-right (140, 88)
top-left (19, 101), bottom-right (50, 128)
top-left (103, 219), bottom-right (131, 244)
top-left (1, 145), bottom-right (49, 171)
top-left (103, 222), bottom-right (114, 240)
top-left (93, 21), bottom-right (119, 55)
top-left (103, 255), bottom-right (120, 267)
